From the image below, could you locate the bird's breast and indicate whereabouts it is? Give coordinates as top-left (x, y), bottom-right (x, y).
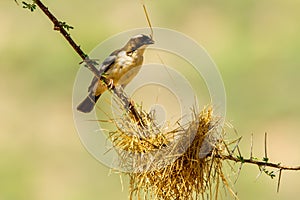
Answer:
top-left (107, 50), bottom-right (143, 86)
top-left (116, 51), bottom-right (134, 66)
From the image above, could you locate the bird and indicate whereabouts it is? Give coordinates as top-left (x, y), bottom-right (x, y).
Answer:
top-left (77, 34), bottom-right (154, 113)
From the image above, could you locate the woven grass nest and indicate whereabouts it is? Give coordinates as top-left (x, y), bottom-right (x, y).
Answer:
top-left (108, 102), bottom-right (235, 200)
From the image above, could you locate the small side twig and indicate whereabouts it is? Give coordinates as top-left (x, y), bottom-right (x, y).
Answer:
top-left (231, 137), bottom-right (242, 155)
top-left (264, 132), bottom-right (268, 161)
top-left (250, 133), bottom-right (253, 160)
top-left (277, 169), bottom-right (282, 193)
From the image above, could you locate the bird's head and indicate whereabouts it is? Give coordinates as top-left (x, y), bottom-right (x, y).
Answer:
top-left (124, 34), bottom-right (154, 52)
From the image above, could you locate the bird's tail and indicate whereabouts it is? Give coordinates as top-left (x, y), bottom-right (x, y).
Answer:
top-left (77, 93), bottom-right (100, 113)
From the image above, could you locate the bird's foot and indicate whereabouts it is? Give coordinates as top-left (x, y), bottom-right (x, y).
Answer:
top-left (108, 79), bottom-right (114, 90)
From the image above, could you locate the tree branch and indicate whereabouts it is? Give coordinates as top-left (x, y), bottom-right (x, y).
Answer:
top-left (221, 154), bottom-right (300, 171)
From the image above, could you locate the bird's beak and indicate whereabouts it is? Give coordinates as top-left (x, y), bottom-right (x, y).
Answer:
top-left (143, 36), bottom-right (155, 45)
top-left (147, 37), bottom-right (155, 45)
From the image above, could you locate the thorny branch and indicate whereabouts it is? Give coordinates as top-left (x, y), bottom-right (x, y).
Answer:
top-left (221, 153), bottom-right (300, 192)
top-left (32, 0), bottom-right (145, 126)
top-left (219, 132), bottom-right (300, 192)
top-left (221, 154), bottom-right (300, 171)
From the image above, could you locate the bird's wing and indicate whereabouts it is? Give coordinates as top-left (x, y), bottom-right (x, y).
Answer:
top-left (99, 55), bottom-right (117, 74)
top-left (88, 55), bottom-right (116, 92)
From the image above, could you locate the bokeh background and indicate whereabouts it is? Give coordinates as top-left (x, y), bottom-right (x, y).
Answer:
top-left (1, 0), bottom-right (300, 199)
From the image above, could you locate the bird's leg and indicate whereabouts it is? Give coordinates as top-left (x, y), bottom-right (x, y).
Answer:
top-left (107, 79), bottom-right (114, 90)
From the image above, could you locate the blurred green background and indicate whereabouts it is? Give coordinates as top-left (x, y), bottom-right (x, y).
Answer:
top-left (1, 0), bottom-right (300, 199)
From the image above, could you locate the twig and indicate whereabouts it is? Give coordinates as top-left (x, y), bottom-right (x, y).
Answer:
top-left (264, 132), bottom-right (268, 160)
top-left (33, 0), bottom-right (145, 126)
top-left (250, 133), bottom-right (253, 160)
top-left (234, 163), bottom-right (243, 184)
top-left (277, 169), bottom-right (282, 193)
top-left (220, 154), bottom-right (300, 171)
top-left (231, 137), bottom-right (242, 155)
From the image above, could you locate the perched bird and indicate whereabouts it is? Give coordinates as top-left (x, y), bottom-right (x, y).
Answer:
top-left (77, 34), bottom-right (154, 113)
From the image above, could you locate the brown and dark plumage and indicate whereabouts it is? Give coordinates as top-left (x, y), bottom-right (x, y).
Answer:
top-left (77, 34), bottom-right (154, 113)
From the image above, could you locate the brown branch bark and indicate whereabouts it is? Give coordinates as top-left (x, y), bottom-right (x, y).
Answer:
top-left (221, 154), bottom-right (300, 171)
top-left (33, 0), bottom-right (145, 126)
